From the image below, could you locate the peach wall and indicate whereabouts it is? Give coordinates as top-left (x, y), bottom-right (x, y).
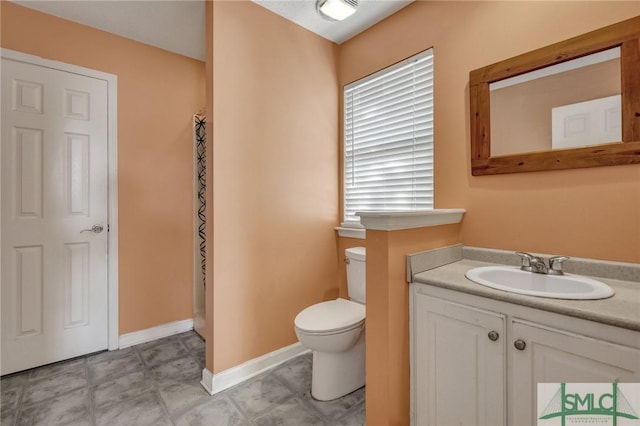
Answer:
top-left (209, 1), bottom-right (340, 372)
top-left (205, 0), bottom-right (215, 373)
top-left (1, 2), bottom-right (206, 334)
top-left (366, 225), bottom-right (461, 426)
top-left (340, 2), bottom-right (640, 263)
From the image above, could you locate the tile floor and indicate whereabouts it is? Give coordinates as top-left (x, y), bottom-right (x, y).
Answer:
top-left (0, 331), bottom-right (365, 426)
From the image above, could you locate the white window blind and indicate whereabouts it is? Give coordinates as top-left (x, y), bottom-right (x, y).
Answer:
top-left (343, 49), bottom-right (434, 225)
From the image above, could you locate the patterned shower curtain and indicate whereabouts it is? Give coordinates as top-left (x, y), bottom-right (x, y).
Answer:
top-left (195, 114), bottom-right (206, 287)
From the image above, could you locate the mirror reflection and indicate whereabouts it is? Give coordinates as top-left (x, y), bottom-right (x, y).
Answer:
top-left (490, 47), bottom-right (621, 156)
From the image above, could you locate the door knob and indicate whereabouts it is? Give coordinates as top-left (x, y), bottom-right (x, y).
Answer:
top-left (514, 339), bottom-right (527, 351)
top-left (80, 224), bottom-right (104, 234)
top-left (488, 330), bottom-right (499, 341)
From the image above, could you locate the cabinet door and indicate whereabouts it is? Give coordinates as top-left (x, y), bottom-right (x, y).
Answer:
top-left (414, 294), bottom-right (506, 426)
top-left (510, 319), bottom-right (640, 425)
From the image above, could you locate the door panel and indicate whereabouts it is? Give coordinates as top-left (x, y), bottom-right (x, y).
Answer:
top-left (14, 127), bottom-right (43, 218)
top-left (14, 245), bottom-right (44, 337)
top-left (1, 58), bottom-right (109, 374)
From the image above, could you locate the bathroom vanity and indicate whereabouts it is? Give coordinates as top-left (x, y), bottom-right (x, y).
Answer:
top-left (408, 246), bottom-right (640, 426)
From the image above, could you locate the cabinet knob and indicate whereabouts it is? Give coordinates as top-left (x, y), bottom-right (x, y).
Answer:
top-left (487, 330), bottom-right (499, 341)
top-left (514, 339), bottom-right (526, 351)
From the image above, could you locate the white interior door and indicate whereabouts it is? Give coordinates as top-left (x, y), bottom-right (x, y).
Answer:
top-left (551, 94), bottom-right (622, 149)
top-left (1, 57), bottom-right (109, 375)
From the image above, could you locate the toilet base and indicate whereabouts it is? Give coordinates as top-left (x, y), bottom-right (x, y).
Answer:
top-left (311, 331), bottom-right (365, 401)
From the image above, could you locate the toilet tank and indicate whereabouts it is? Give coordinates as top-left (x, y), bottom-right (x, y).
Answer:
top-left (345, 247), bottom-right (366, 304)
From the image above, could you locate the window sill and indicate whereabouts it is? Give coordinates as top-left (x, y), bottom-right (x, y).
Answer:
top-left (335, 226), bottom-right (366, 239)
top-left (356, 209), bottom-right (465, 231)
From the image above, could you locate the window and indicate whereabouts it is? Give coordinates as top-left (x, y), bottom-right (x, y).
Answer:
top-left (343, 49), bottom-right (434, 226)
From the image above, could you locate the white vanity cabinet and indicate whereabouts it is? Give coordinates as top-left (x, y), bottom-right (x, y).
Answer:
top-left (413, 294), bottom-right (506, 426)
top-left (510, 319), bottom-right (640, 425)
top-left (411, 284), bottom-right (640, 426)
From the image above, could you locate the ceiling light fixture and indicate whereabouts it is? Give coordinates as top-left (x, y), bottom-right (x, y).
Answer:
top-left (316, 0), bottom-right (358, 21)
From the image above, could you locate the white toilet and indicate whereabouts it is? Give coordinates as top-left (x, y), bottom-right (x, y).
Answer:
top-left (294, 247), bottom-right (366, 401)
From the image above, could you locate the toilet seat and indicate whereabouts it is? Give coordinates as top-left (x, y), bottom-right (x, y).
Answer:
top-left (294, 298), bottom-right (365, 335)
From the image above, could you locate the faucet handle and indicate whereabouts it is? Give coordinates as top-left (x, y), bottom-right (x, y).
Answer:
top-left (548, 256), bottom-right (570, 275)
top-left (515, 252), bottom-right (534, 272)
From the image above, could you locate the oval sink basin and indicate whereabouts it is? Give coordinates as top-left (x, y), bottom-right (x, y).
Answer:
top-left (465, 266), bottom-right (614, 300)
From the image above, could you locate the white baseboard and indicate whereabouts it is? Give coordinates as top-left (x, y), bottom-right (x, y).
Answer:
top-left (119, 318), bottom-right (194, 349)
top-left (201, 368), bottom-right (215, 394)
top-left (200, 342), bottom-right (310, 395)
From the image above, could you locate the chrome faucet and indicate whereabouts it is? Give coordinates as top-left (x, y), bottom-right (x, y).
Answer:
top-left (548, 256), bottom-right (570, 275)
top-left (515, 252), bottom-right (533, 272)
top-left (530, 256), bottom-right (548, 274)
top-left (516, 252), bottom-right (569, 275)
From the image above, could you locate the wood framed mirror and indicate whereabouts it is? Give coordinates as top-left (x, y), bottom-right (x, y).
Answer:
top-left (469, 16), bottom-right (640, 175)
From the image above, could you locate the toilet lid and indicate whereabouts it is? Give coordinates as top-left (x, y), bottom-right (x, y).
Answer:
top-left (294, 298), bottom-right (365, 334)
